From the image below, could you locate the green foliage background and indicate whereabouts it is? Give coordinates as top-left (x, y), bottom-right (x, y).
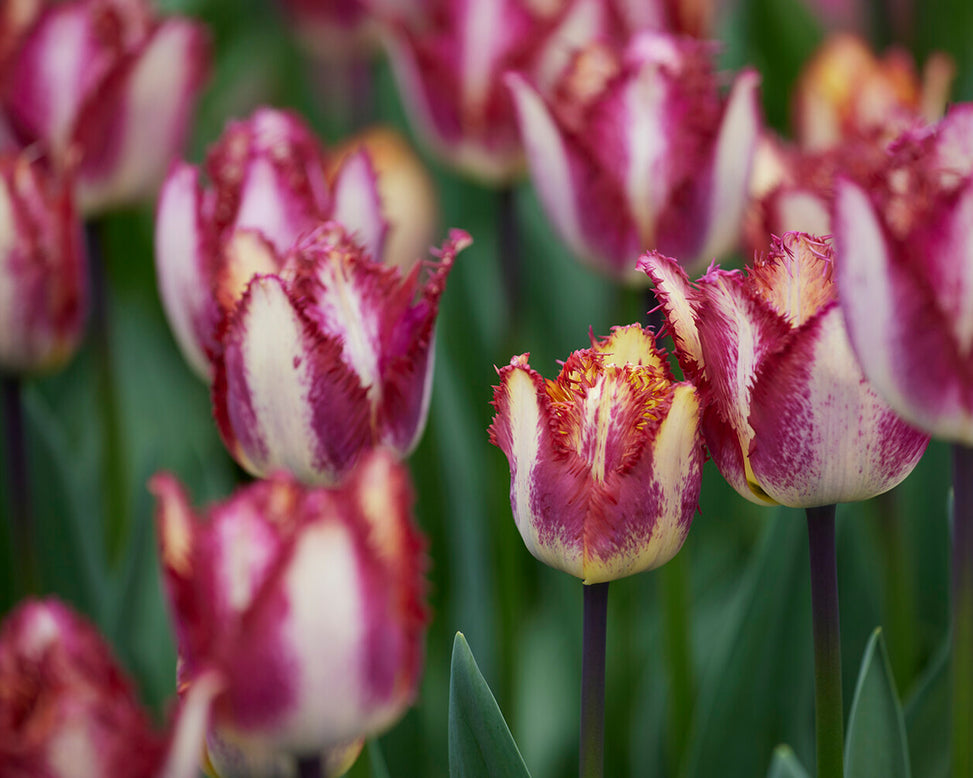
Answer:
top-left (1, 0), bottom-right (971, 775)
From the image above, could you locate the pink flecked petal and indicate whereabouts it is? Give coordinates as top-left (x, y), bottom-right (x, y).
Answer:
top-left (159, 671), bottom-right (222, 778)
top-left (834, 179), bottom-right (973, 443)
top-left (155, 162), bottom-right (217, 380)
top-left (73, 18), bottom-right (209, 213)
top-left (212, 275), bottom-right (372, 484)
top-left (692, 70), bottom-right (760, 267)
top-left (637, 251), bottom-right (704, 380)
top-left (749, 305), bottom-right (929, 506)
top-left (331, 148), bottom-right (388, 262)
top-left (762, 186), bottom-right (832, 240)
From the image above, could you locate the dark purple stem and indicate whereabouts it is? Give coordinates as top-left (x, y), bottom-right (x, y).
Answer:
top-left (498, 185), bottom-right (520, 325)
top-left (2, 374), bottom-right (35, 596)
top-left (580, 581), bottom-right (609, 778)
top-left (296, 755), bottom-right (322, 778)
top-left (951, 444), bottom-right (973, 778)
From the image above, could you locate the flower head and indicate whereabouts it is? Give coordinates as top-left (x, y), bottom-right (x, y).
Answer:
top-left (152, 450), bottom-right (428, 765)
top-left (489, 324), bottom-right (704, 583)
top-left (641, 232), bottom-right (929, 507)
top-left (833, 104), bottom-right (973, 445)
top-left (507, 31), bottom-right (760, 281)
top-left (1, 0), bottom-right (210, 214)
top-left (0, 151), bottom-right (86, 374)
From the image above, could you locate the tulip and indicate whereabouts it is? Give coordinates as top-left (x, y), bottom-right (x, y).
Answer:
top-left (604, 0), bottom-right (716, 38)
top-left (378, 0), bottom-right (608, 184)
top-left (1, 0), bottom-right (209, 215)
top-left (0, 152), bottom-right (86, 375)
top-left (507, 32), bottom-right (760, 281)
top-left (212, 222), bottom-right (469, 485)
top-left (0, 597), bottom-right (216, 778)
top-left (640, 232), bottom-right (929, 508)
top-left (489, 323), bottom-right (704, 584)
top-left (155, 108), bottom-right (398, 381)
top-left (152, 450), bottom-right (428, 769)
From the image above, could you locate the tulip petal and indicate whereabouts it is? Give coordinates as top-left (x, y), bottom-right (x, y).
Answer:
top-left (693, 70), bottom-right (760, 265)
top-left (155, 162), bottom-right (216, 380)
top-left (748, 305), bottom-right (929, 506)
top-left (213, 275), bottom-right (372, 484)
top-left (159, 672), bottom-right (222, 778)
top-left (73, 19), bottom-right (209, 212)
top-left (834, 179), bottom-right (973, 443)
top-left (331, 148), bottom-right (388, 262)
top-left (638, 251), bottom-right (705, 379)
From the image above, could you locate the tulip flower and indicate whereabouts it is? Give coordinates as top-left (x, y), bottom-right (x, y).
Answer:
top-left (155, 108), bottom-right (400, 381)
top-left (507, 32), bottom-right (760, 281)
top-left (0, 151), bottom-right (86, 375)
top-left (152, 450), bottom-right (428, 771)
top-left (489, 324), bottom-right (704, 584)
top-left (641, 232), bottom-right (928, 508)
top-left (832, 101), bottom-right (973, 778)
top-left (604, 0), bottom-right (716, 38)
top-left (1, 0), bottom-right (209, 214)
top-left (378, 0), bottom-right (608, 184)
top-left (211, 222), bottom-right (469, 485)
top-left (0, 598), bottom-right (216, 778)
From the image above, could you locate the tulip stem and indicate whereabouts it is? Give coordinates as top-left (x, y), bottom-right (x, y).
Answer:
top-left (2, 375), bottom-right (36, 596)
top-left (497, 185), bottom-right (520, 327)
top-left (85, 221), bottom-right (127, 568)
top-left (951, 444), bottom-right (973, 778)
top-left (806, 504), bottom-right (843, 778)
top-left (296, 755), bottom-right (322, 778)
top-left (580, 581), bottom-right (609, 778)
top-left (875, 489), bottom-right (917, 689)
top-left (661, 549), bottom-right (694, 772)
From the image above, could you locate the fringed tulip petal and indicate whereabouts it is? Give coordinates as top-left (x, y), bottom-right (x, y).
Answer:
top-left (331, 148), bottom-right (387, 262)
top-left (749, 306), bottom-right (928, 506)
top-left (155, 162), bottom-right (215, 379)
top-left (490, 326), bottom-right (704, 583)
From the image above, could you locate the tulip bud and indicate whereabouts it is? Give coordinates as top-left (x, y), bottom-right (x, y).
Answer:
top-left (834, 104), bottom-right (973, 445)
top-left (0, 598), bottom-right (216, 778)
top-left (152, 450), bottom-right (428, 766)
top-left (211, 222), bottom-right (470, 485)
top-left (2, 0), bottom-right (209, 214)
top-left (0, 152), bottom-right (86, 374)
top-left (641, 232), bottom-right (929, 508)
top-left (489, 324), bottom-right (704, 584)
top-left (507, 32), bottom-right (760, 281)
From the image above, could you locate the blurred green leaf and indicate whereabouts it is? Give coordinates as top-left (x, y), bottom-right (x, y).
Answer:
top-left (449, 632), bottom-right (530, 778)
top-left (767, 745), bottom-right (811, 778)
top-left (905, 640), bottom-right (949, 778)
top-left (845, 629), bottom-right (911, 778)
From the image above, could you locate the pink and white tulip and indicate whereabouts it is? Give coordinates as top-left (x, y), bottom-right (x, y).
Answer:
top-left (507, 32), bottom-right (760, 281)
top-left (1, 0), bottom-right (209, 215)
top-left (378, 0), bottom-right (608, 184)
top-left (641, 232), bottom-right (929, 507)
top-left (0, 598), bottom-right (216, 778)
top-left (212, 222), bottom-right (470, 485)
top-left (834, 104), bottom-right (973, 445)
top-left (0, 151), bottom-right (86, 374)
top-left (152, 450), bottom-right (428, 767)
top-left (489, 324), bottom-right (704, 584)
top-left (155, 108), bottom-right (395, 381)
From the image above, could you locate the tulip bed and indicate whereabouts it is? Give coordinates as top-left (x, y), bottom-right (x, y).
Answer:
top-left (1, 0), bottom-right (972, 776)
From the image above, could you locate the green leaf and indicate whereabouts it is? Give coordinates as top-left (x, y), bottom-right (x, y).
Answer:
top-left (767, 745), bottom-right (811, 778)
top-left (449, 632), bottom-right (530, 778)
top-left (845, 629), bottom-right (912, 778)
top-left (367, 739), bottom-right (391, 778)
top-left (905, 640), bottom-right (950, 778)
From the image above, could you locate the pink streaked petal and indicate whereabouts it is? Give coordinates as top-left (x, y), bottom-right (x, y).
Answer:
top-left (489, 359), bottom-right (583, 574)
top-left (73, 18), bottom-right (209, 213)
top-left (701, 403), bottom-right (775, 505)
top-left (692, 70), bottom-right (760, 267)
top-left (637, 251), bottom-right (704, 381)
top-left (749, 306), bottom-right (929, 506)
top-left (835, 179), bottom-right (973, 443)
top-left (158, 671), bottom-right (222, 778)
top-left (581, 383), bottom-right (703, 584)
top-left (155, 162), bottom-right (216, 380)
top-left (330, 148), bottom-right (388, 262)
top-left (216, 229), bottom-right (283, 313)
top-left (212, 275), bottom-right (372, 484)
top-left (762, 186), bottom-right (832, 240)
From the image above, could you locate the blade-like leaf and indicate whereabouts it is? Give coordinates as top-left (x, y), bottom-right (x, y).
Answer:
top-left (905, 640), bottom-right (949, 778)
top-left (449, 632), bottom-right (530, 778)
top-left (845, 629), bottom-right (911, 778)
top-left (767, 745), bottom-right (811, 778)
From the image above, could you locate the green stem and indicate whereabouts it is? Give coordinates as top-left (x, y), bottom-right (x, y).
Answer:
top-left (875, 489), bottom-right (917, 690)
top-left (951, 444), bottom-right (973, 778)
top-left (806, 504), bottom-right (843, 778)
top-left (661, 549), bottom-right (694, 772)
top-left (580, 581), bottom-right (609, 778)
top-left (85, 221), bottom-right (127, 568)
top-left (497, 185), bottom-right (520, 329)
top-left (2, 375), bottom-right (36, 596)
